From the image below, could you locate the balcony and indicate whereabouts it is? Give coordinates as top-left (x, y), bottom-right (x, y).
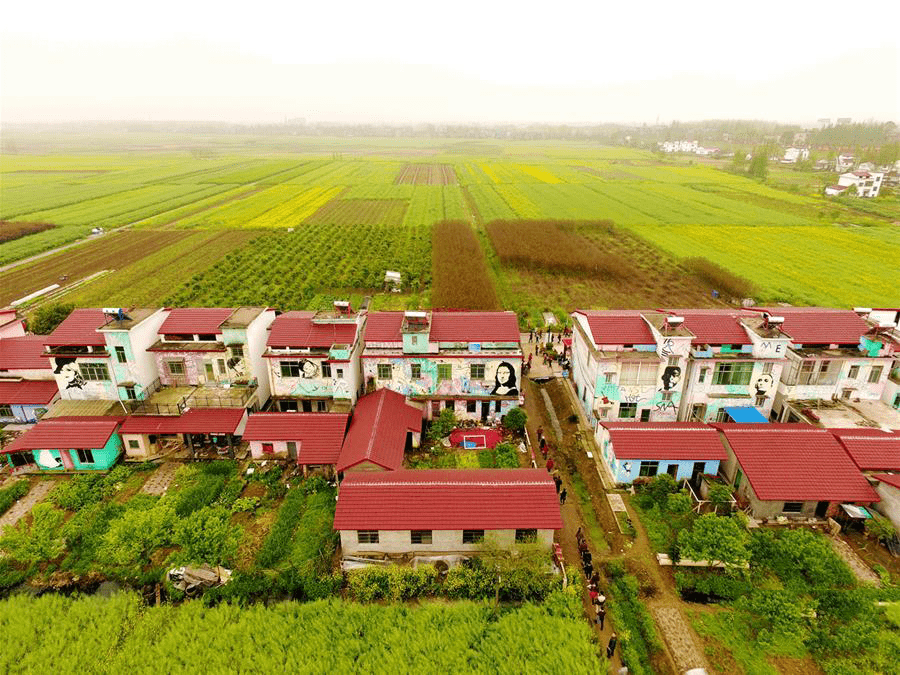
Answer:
top-left (127, 382), bottom-right (257, 415)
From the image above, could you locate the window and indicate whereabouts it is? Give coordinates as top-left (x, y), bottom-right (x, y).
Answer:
top-left (410, 530), bottom-right (432, 545)
top-left (281, 361), bottom-right (302, 378)
top-left (795, 359), bottom-right (839, 386)
top-left (198, 334), bottom-right (216, 341)
top-left (80, 363), bottom-right (110, 381)
top-left (667, 356), bottom-right (679, 366)
top-left (841, 389), bottom-right (853, 400)
top-left (76, 448), bottom-right (95, 464)
top-left (115, 346), bottom-right (127, 363)
top-left (262, 443), bottom-right (274, 455)
top-left (638, 461), bottom-right (659, 477)
top-left (712, 362), bottom-right (753, 386)
top-left (167, 360), bottom-right (186, 376)
top-left (762, 362), bottom-right (774, 374)
top-left (714, 408), bottom-right (730, 423)
top-left (698, 367), bottom-right (709, 384)
top-left (444, 400), bottom-right (454, 410)
top-left (218, 358), bottom-right (227, 375)
top-left (438, 364), bottom-right (452, 381)
top-left (0, 404), bottom-right (13, 417)
top-left (755, 395), bottom-right (767, 407)
top-left (462, 529), bottom-right (485, 544)
top-left (124, 386), bottom-right (136, 401)
top-left (847, 365), bottom-right (860, 379)
top-left (515, 529), bottom-right (537, 543)
top-left (619, 362), bottom-right (657, 386)
top-left (782, 502), bottom-right (803, 514)
top-left (321, 362), bottom-right (332, 378)
top-left (411, 335), bottom-right (418, 345)
top-left (470, 364), bottom-right (485, 380)
top-left (316, 401), bottom-right (327, 412)
top-left (357, 530), bottom-right (379, 544)
top-left (494, 400), bottom-right (501, 413)
top-left (377, 363), bottom-right (392, 380)
top-left (286, 442), bottom-right (297, 457)
top-left (128, 440), bottom-right (140, 449)
top-left (230, 345), bottom-right (244, 359)
top-left (467, 400), bottom-right (477, 413)
top-left (640, 409), bottom-right (651, 422)
top-left (619, 402), bottom-right (637, 419)
top-left (604, 372), bottom-right (615, 383)
top-left (336, 368), bottom-right (344, 379)
top-left (661, 391), bottom-right (673, 402)
top-left (410, 363), bottom-right (422, 379)
top-left (868, 366), bottom-right (884, 384)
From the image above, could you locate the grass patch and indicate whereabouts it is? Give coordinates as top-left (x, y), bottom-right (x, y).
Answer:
top-left (569, 472), bottom-right (608, 553)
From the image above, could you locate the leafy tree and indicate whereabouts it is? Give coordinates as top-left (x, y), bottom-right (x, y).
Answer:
top-left (678, 513), bottom-right (751, 568)
top-left (666, 491), bottom-right (692, 515)
top-left (707, 483), bottom-right (733, 513)
top-left (0, 503), bottom-right (66, 563)
top-left (730, 149), bottom-right (747, 172)
top-left (427, 407), bottom-right (457, 442)
top-left (173, 506), bottom-right (241, 564)
top-left (100, 497), bottom-right (176, 566)
top-left (748, 147), bottom-right (769, 180)
top-left (502, 406), bottom-right (527, 432)
top-left (865, 514), bottom-right (895, 544)
top-left (644, 473), bottom-right (679, 509)
top-left (28, 303), bottom-right (74, 335)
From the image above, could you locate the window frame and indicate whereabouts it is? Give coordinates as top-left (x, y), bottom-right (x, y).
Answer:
top-left (515, 528), bottom-right (538, 543)
top-left (470, 363), bottom-right (485, 380)
top-left (619, 402), bottom-right (637, 419)
top-left (80, 362), bottom-right (110, 381)
top-left (437, 363), bottom-right (452, 382)
top-left (847, 365), bottom-right (860, 379)
top-left (782, 502), bottom-right (804, 514)
top-left (321, 362), bottom-right (332, 378)
top-left (462, 529), bottom-right (485, 544)
top-left (128, 439), bottom-right (140, 449)
top-left (410, 530), bottom-right (433, 545)
top-left (712, 361), bottom-right (754, 386)
top-left (0, 404), bottom-right (14, 417)
top-left (638, 460), bottom-right (659, 477)
top-left (466, 400), bottom-right (477, 413)
top-left (115, 346), bottom-right (127, 363)
top-left (76, 448), bottom-right (95, 464)
top-left (619, 362), bottom-right (657, 387)
top-left (357, 530), bottom-right (379, 544)
top-left (868, 366), bottom-right (884, 384)
top-left (410, 363), bottom-right (422, 379)
top-left (280, 361), bottom-right (302, 378)
top-left (377, 363), bottom-right (392, 380)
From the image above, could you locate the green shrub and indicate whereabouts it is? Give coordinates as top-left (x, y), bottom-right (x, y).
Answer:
top-left (675, 569), bottom-right (752, 602)
top-left (347, 566), bottom-right (391, 602)
top-left (0, 503), bottom-right (66, 563)
top-left (494, 442), bottom-right (520, 468)
top-left (666, 491), bottom-right (692, 514)
top-left (230, 497), bottom-right (259, 513)
top-left (444, 563), bottom-right (495, 600)
top-left (200, 460), bottom-right (238, 476)
top-left (428, 408), bottom-right (457, 441)
top-left (256, 488), bottom-right (306, 568)
top-left (0, 480), bottom-right (29, 515)
top-left (678, 514), bottom-right (751, 568)
top-left (50, 465), bottom-right (135, 511)
top-left (100, 496), bottom-right (176, 567)
top-left (738, 589), bottom-right (812, 641)
top-left (502, 407), bottom-right (527, 432)
top-left (175, 473), bottom-right (228, 517)
top-left (300, 474), bottom-right (331, 495)
top-left (61, 501), bottom-right (125, 574)
top-left (28, 303), bottom-right (74, 335)
top-left (749, 528), bottom-right (854, 590)
top-left (173, 506), bottom-right (241, 565)
top-left (641, 473), bottom-right (679, 509)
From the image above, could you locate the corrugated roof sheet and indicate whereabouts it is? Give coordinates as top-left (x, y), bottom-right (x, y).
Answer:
top-left (0, 380), bottom-right (59, 405)
top-left (337, 389), bottom-right (422, 471)
top-left (363, 313), bottom-right (404, 343)
top-left (121, 408), bottom-right (246, 435)
top-left (672, 310), bottom-right (753, 345)
top-left (43, 309), bottom-right (108, 347)
top-left (600, 422), bottom-right (727, 460)
top-left (757, 308), bottom-right (871, 345)
top-left (2, 418), bottom-right (120, 453)
top-left (159, 308), bottom-right (234, 335)
top-left (243, 412), bottom-right (349, 465)
top-left (0, 336), bottom-right (53, 371)
top-left (873, 473), bottom-right (900, 490)
top-left (575, 311), bottom-right (655, 346)
top-left (715, 423), bottom-right (879, 502)
top-left (267, 311), bottom-right (358, 348)
top-left (333, 469), bottom-right (563, 530)
top-left (429, 312), bottom-right (520, 343)
top-left (830, 428), bottom-right (900, 471)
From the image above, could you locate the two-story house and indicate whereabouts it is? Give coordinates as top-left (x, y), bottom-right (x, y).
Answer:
top-left (361, 311), bottom-right (522, 423)
top-left (264, 304), bottom-right (366, 413)
top-left (145, 307), bottom-right (276, 412)
top-left (0, 335), bottom-right (58, 424)
top-left (837, 170), bottom-right (884, 197)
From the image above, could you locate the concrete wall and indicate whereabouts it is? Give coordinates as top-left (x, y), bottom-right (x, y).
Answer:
top-left (596, 427), bottom-right (719, 483)
top-left (51, 356), bottom-right (118, 400)
top-left (680, 357), bottom-right (783, 423)
top-left (30, 433), bottom-right (122, 472)
top-left (880, 376), bottom-right (900, 409)
top-left (339, 528), bottom-right (554, 556)
top-left (776, 355), bottom-right (892, 414)
top-left (244, 309), bottom-right (276, 405)
top-left (269, 356), bottom-right (338, 399)
top-left (104, 309), bottom-right (167, 400)
top-left (873, 482), bottom-right (900, 532)
top-left (249, 439), bottom-right (294, 461)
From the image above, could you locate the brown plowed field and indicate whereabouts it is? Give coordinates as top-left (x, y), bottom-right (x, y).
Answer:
top-left (0, 221), bottom-right (57, 244)
top-left (0, 229), bottom-right (193, 305)
top-left (394, 163), bottom-right (457, 185)
top-left (306, 199), bottom-right (408, 226)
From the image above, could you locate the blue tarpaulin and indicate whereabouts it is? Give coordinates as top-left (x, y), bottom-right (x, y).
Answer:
top-left (724, 406), bottom-right (769, 423)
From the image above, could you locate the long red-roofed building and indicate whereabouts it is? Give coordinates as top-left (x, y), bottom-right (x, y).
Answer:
top-left (241, 411), bottom-right (349, 467)
top-left (1, 417), bottom-right (124, 473)
top-left (334, 468), bottom-right (562, 557)
top-left (361, 311), bottom-right (522, 424)
top-left (118, 408), bottom-right (248, 460)
top-left (715, 423), bottom-right (879, 520)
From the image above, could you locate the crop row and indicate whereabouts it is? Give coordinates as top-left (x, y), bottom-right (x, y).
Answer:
top-left (242, 186), bottom-right (345, 228)
top-left (307, 199), bottom-right (408, 226)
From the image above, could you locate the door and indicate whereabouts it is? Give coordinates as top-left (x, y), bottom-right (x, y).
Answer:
top-left (286, 441), bottom-right (297, 460)
top-left (205, 363), bottom-right (215, 381)
top-left (640, 409), bottom-right (651, 422)
top-left (666, 464), bottom-right (678, 478)
top-left (734, 468), bottom-right (743, 489)
top-left (301, 400), bottom-right (313, 413)
top-left (690, 462), bottom-right (706, 486)
top-left (481, 401), bottom-right (490, 422)
top-left (815, 501), bottom-right (829, 518)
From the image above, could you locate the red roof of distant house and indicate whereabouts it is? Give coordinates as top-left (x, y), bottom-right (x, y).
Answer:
top-left (574, 311), bottom-right (655, 346)
top-left (714, 424), bottom-right (878, 502)
top-left (852, 171), bottom-right (871, 177)
top-left (159, 308), bottom-right (233, 335)
top-left (670, 310), bottom-right (752, 345)
top-left (119, 408), bottom-right (245, 435)
top-left (0, 336), bottom-right (53, 371)
top-left (2, 418), bottom-right (120, 453)
top-left (43, 309), bottom-right (108, 347)
top-left (827, 185), bottom-right (847, 191)
top-left (333, 469), bottom-right (563, 530)
top-left (830, 428), bottom-right (900, 471)
top-left (364, 311), bottom-right (520, 345)
top-left (600, 422), bottom-right (727, 460)
top-left (873, 473), bottom-right (900, 490)
top-left (337, 389), bottom-right (422, 471)
top-left (0, 380), bottom-right (59, 405)
top-left (267, 311), bottom-right (358, 349)
top-left (243, 412), bottom-right (349, 464)
top-left (757, 308), bottom-right (870, 345)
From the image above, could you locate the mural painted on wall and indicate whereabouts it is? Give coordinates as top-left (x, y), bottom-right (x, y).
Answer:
top-left (226, 356), bottom-right (248, 378)
top-left (491, 362), bottom-right (518, 396)
top-left (54, 357), bottom-right (85, 389)
top-left (660, 366), bottom-right (681, 391)
top-left (37, 450), bottom-right (62, 469)
top-left (753, 373), bottom-right (774, 397)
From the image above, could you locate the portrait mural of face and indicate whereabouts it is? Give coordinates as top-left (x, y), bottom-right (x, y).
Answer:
top-left (300, 359), bottom-right (319, 379)
top-left (491, 361), bottom-right (518, 396)
top-left (661, 366), bottom-right (681, 391)
top-left (54, 357), bottom-right (85, 389)
top-left (754, 373), bottom-right (774, 396)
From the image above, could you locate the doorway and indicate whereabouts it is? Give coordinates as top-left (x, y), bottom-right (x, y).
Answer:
top-left (690, 462), bottom-right (706, 486)
top-left (301, 400), bottom-right (313, 412)
top-left (205, 363), bottom-right (215, 381)
top-left (481, 401), bottom-right (490, 422)
top-left (815, 501), bottom-right (829, 518)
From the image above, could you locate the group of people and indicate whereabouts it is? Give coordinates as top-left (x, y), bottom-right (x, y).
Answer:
top-left (577, 527), bottom-right (617, 660)
top-left (537, 428), bottom-right (567, 505)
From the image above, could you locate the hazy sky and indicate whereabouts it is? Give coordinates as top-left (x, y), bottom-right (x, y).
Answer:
top-left (2, 0), bottom-right (898, 125)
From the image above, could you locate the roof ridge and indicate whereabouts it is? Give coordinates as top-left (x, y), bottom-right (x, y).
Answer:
top-left (363, 391), bottom-right (388, 460)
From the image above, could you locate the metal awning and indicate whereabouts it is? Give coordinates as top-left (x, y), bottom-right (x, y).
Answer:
top-left (841, 504), bottom-right (872, 519)
top-left (724, 406), bottom-right (769, 423)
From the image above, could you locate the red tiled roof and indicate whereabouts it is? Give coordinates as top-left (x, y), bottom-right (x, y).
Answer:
top-left (574, 311), bottom-right (655, 346)
top-left (267, 311), bottom-right (358, 348)
top-left (873, 473), bottom-right (900, 490)
top-left (830, 428), bottom-right (900, 471)
top-left (826, 185), bottom-right (847, 191)
top-left (333, 469), bottom-right (563, 530)
top-left (337, 389), bottom-right (422, 471)
top-left (757, 308), bottom-right (870, 345)
top-left (0, 380), bottom-right (59, 405)
top-left (120, 408), bottom-right (245, 435)
top-left (600, 422), bottom-right (727, 460)
top-left (364, 313), bottom-right (404, 343)
top-left (714, 424), bottom-right (878, 502)
top-left (0, 336), bottom-right (53, 371)
top-left (671, 310), bottom-right (753, 345)
top-left (243, 412), bottom-right (349, 465)
top-left (159, 308), bottom-right (233, 335)
top-left (2, 418), bottom-right (120, 453)
top-left (43, 309), bottom-right (108, 347)
top-left (429, 312), bottom-right (520, 343)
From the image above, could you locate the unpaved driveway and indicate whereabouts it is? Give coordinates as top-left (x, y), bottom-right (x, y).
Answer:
top-left (0, 480), bottom-right (55, 532)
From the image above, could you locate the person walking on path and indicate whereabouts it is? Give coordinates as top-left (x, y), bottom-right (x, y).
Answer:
top-left (607, 633), bottom-right (617, 659)
top-left (545, 457), bottom-right (554, 472)
top-left (553, 475), bottom-right (562, 493)
top-left (536, 426), bottom-right (543, 440)
top-left (596, 606), bottom-right (606, 630)
top-left (559, 488), bottom-right (567, 505)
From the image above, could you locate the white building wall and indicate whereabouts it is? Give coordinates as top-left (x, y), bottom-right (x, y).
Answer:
top-left (125, 309), bottom-right (167, 389)
top-left (246, 309), bottom-right (277, 406)
top-left (681, 357), bottom-right (783, 422)
top-left (339, 528), bottom-right (554, 556)
top-left (873, 483), bottom-right (900, 532)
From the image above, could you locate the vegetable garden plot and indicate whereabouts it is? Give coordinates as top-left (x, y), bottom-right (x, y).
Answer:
top-left (403, 186), bottom-right (468, 226)
top-left (306, 198), bottom-right (409, 226)
top-left (394, 163), bottom-right (457, 185)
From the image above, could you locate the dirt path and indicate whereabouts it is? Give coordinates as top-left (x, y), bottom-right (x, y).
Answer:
top-left (830, 536), bottom-right (880, 584)
top-left (140, 462), bottom-right (180, 496)
top-left (0, 480), bottom-right (55, 533)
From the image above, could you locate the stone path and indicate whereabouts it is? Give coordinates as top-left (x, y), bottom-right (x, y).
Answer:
top-left (140, 462), bottom-right (180, 496)
top-left (831, 536), bottom-right (880, 584)
top-left (539, 388), bottom-right (564, 443)
top-left (651, 606), bottom-right (707, 673)
top-left (0, 480), bottom-right (55, 533)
